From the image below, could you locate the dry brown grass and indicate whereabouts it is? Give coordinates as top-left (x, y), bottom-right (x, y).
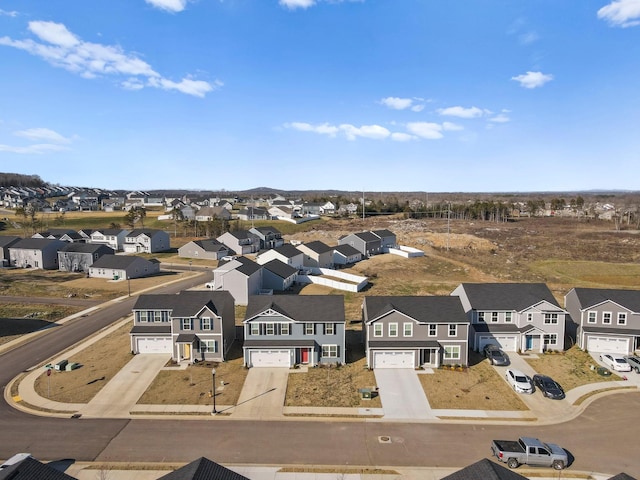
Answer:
top-left (525, 346), bottom-right (621, 390)
top-left (33, 321), bottom-right (134, 403)
top-left (419, 352), bottom-right (528, 410)
top-left (0, 304), bottom-right (82, 345)
top-left (285, 357), bottom-right (382, 408)
top-left (137, 343), bottom-right (247, 405)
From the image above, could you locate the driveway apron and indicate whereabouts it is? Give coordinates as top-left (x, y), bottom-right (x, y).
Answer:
top-left (374, 369), bottom-right (435, 420)
top-left (79, 354), bottom-right (170, 418)
top-left (231, 368), bottom-right (289, 419)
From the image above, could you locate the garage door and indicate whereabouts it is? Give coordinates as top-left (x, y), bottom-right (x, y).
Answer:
top-left (587, 336), bottom-right (629, 354)
top-left (372, 351), bottom-right (414, 369)
top-left (250, 350), bottom-right (291, 367)
top-left (479, 335), bottom-right (518, 352)
top-left (137, 337), bottom-right (172, 354)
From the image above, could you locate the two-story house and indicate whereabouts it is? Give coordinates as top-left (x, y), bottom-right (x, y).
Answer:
top-left (58, 243), bottom-right (114, 272)
top-left (362, 296), bottom-right (470, 368)
top-left (217, 230), bottom-right (261, 255)
top-left (338, 231), bottom-right (382, 257)
top-left (130, 290), bottom-right (235, 362)
top-left (249, 226), bottom-right (284, 250)
top-left (451, 283), bottom-right (568, 353)
top-left (8, 238), bottom-right (66, 269)
top-left (565, 287), bottom-right (640, 355)
top-left (211, 256), bottom-right (263, 305)
top-left (89, 228), bottom-right (130, 251)
top-left (297, 240), bottom-right (334, 269)
top-left (178, 239), bottom-right (229, 260)
top-left (123, 229), bottom-right (171, 254)
top-left (0, 235), bottom-right (21, 267)
top-left (255, 244), bottom-right (305, 270)
top-left (243, 295), bottom-right (346, 367)
top-left (332, 244), bottom-right (362, 267)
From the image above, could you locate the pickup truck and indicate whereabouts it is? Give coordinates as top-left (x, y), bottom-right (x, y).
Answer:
top-left (491, 436), bottom-right (568, 470)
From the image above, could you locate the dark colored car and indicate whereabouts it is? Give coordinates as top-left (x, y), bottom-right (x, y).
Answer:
top-left (532, 374), bottom-right (565, 400)
top-left (483, 344), bottom-right (510, 366)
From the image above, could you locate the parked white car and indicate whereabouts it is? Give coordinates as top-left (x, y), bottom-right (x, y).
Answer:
top-left (599, 353), bottom-right (632, 372)
top-left (505, 369), bottom-right (533, 394)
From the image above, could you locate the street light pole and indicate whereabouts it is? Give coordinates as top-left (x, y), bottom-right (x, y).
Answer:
top-left (211, 367), bottom-right (217, 415)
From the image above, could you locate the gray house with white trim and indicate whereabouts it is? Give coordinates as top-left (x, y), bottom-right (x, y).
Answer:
top-left (178, 238), bottom-right (229, 260)
top-left (58, 243), bottom-right (114, 272)
top-left (8, 238), bottom-right (66, 269)
top-left (211, 256), bottom-right (263, 305)
top-left (88, 254), bottom-right (160, 280)
top-left (297, 240), bottom-right (334, 268)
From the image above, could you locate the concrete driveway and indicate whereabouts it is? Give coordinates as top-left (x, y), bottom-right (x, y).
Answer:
top-left (79, 354), bottom-right (170, 418)
top-left (374, 369), bottom-right (434, 420)
top-left (231, 368), bottom-right (289, 419)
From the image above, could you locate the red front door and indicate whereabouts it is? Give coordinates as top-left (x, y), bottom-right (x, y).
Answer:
top-left (301, 349), bottom-right (309, 364)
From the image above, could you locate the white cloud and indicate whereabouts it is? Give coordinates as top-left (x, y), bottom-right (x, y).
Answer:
top-left (146, 0), bottom-right (189, 12)
top-left (488, 113), bottom-right (510, 123)
top-left (279, 0), bottom-right (317, 9)
top-left (598, 0), bottom-right (640, 27)
top-left (14, 128), bottom-right (72, 144)
top-left (0, 9), bottom-right (18, 17)
top-left (442, 122), bottom-right (464, 131)
top-left (0, 143), bottom-right (68, 154)
top-left (390, 132), bottom-right (416, 142)
top-left (0, 20), bottom-right (218, 97)
top-left (285, 122), bottom-right (339, 136)
top-left (405, 122), bottom-right (443, 140)
top-left (380, 97), bottom-right (413, 110)
top-left (519, 31), bottom-right (539, 45)
top-left (339, 124), bottom-right (390, 141)
top-left (410, 104), bottom-right (424, 112)
top-left (511, 71), bottom-right (553, 89)
top-left (437, 106), bottom-right (485, 118)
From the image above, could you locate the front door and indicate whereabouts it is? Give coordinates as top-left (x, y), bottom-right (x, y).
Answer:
top-left (301, 348), bottom-right (310, 364)
top-left (526, 335), bottom-right (533, 350)
top-left (184, 344), bottom-right (191, 359)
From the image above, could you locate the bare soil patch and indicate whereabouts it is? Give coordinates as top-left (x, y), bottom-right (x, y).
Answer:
top-left (33, 321), bottom-right (134, 403)
top-left (0, 304), bottom-right (82, 345)
top-left (419, 352), bottom-right (528, 410)
top-left (525, 347), bottom-right (620, 391)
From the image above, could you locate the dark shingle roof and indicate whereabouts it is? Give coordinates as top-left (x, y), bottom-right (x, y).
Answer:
top-left (372, 229), bottom-right (395, 238)
top-left (157, 457), bottom-right (250, 480)
top-left (245, 295), bottom-right (345, 323)
top-left (91, 254), bottom-right (148, 269)
top-left (262, 259), bottom-right (297, 279)
top-left (300, 240), bottom-right (332, 254)
top-left (364, 296), bottom-right (468, 324)
top-left (127, 229), bottom-right (163, 238)
top-left (353, 231), bottom-right (380, 242)
top-left (0, 235), bottom-right (21, 248)
top-left (193, 239), bottom-right (227, 252)
top-left (272, 244), bottom-right (303, 258)
top-left (441, 458), bottom-right (529, 480)
top-left (0, 457), bottom-right (78, 480)
top-left (9, 238), bottom-right (66, 250)
top-left (571, 287), bottom-right (640, 312)
top-left (457, 283), bottom-right (560, 310)
top-left (59, 243), bottom-right (114, 254)
top-left (133, 291), bottom-right (233, 317)
top-left (235, 257), bottom-right (262, 277)
top-left (333, 244), bottom-right (361, 257)
top-left (608, 474), bottom-right (637, 480)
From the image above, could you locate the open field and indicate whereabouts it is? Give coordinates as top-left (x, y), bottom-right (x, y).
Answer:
top-left (0, 303), bottom-right (82, 346)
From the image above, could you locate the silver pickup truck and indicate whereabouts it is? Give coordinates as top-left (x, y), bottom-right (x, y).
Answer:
top-left (491, 436), bottom-right (568, 470)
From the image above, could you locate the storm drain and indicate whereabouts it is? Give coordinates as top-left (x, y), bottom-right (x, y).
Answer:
top-left (378, 436), bottom-right (392, 444)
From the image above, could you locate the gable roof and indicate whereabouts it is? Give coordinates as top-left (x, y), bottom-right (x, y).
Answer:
top-left (0, 235), bottom-right (21, 249)
top-left (92, 228), bottom-right (127, 235)
top-left (0, 456), bottom-right (77, 480)
top-left (59, 243), bottom-right (114, 254)
top-left (364, 296), bottom-right (468, 324)
top-left (157, 457), bottom-right (250, 480)
top-left (372, 229), bottom-right (395, 238)
top-left (245, 295), bottom-right (345, 323)
top-left (441, 458), bottom-right (529, 480)
top-left (300, 240), bottom-right (332, 254)
top-left (333, 244), bottom-right (361, 257)
top-left (607, 474), bottom-right (637, 480)
top-left (224, 230), bottom-right (257, 240)
top-left (271, 244), bottom-right (302, 258)
top-left (234, 256), bottom-right (262, 277)
top-left (192, 239), bottom-right (227, 253)
top-left (457, 283), bottom-right (561, 310)
top-left (126, 229), bottom-right (164, 238)
top-left (9, 238), bottom-right (66, 250)
top-left (90, 254), bottom-right (150, 269)
top-left (570, 287), bottom-right (640, 312)
top-left (262, 259), bottom-right (298, 279)
top-left (352, 231), bottom-right (380, 242)
top-left (133, 291), bottom-right (233, 315)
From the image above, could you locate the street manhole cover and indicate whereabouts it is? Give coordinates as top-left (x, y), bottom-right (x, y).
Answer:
top-left (378, 436), bottom-right (392, 444)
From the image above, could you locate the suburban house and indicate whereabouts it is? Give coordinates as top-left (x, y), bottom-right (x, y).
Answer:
top-left (0, 455), bottom-right (78, 480)
top-left (238, 206), bottom-right (269, 221)
top-left (130, 290), bottom-right (235, 362)
top-left (373, 229), bottom-right (397, 250)
top-left (8, 238), bottom-right (66, 269)
top-left (338, 231), bottom-right (382, 257)
top-left (255, 244), bottom-right (305, 270)
top-left (297, 240), bottom-right (334, 268)
top-left (88, 254), bottom-right (160, 280)
top-left (362, 296), bottom-right (470, 368)
top-left (211, 256), bottom-right (263, 305)
top-left (178, 238), bottom-right (229, 260)
top-left (156, 457), bottom-right (250, 480)
top-left (301, 202), bottom-right (322, 216)
top-left (565, 287), bottom-right (640, 354)
top-left (261, 259), bottom-right (298, 291)
top-left (58, 243), bottom-right (114, 272)
top-left (249, 226), bottom-right (284, 250)
top-left (243, 294), bottom-right (346, 367)
top-left (0, 235), bottom-right (21, 267)
top-left (123, 229), bottom-right (171, 254)
top-left (89, 228), bottom-right (130, 251)
top-left (451, 283), bottom-right (568, 353)
top-left (217, 230), bottom-right (260, 255)
top-left (268, 205), bottom-right (300, 220)
top-left (33, 229), bottom-right (83, 242)
top-left (320, 201), bottom-right (336, 215)
top-left (194, 206), bottom-right (231, 221)
top-left (332, 243), bottom-right (362, 267)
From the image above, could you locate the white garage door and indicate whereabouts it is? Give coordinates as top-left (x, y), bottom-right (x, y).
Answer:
top-left (372, 351), bottom-right (414, 369)
top-left (479, 335), bottom-right (518, 352)
top-left (587, 336), bottom-right (629, 354)
top-left (250, 350), bottom-right (291, 367)
top-left (137, 337), bottom-right (172, 354)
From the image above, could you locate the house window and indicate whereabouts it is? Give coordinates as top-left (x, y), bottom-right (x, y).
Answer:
top-left (250, 323), bottom-right (259, 335)
top-left (281, 323), bottom-right (290, 335)
top-left (587, 311), bottom-right (597, 323)
top-left (388, 323), bottom-right (398, 337)
top-left (491, 312), bottom-right (498, 323)
top-left (603, 312), bottom-right (612, 324)
top-left (448, 324), bottom-right (457, 337)
top-left (404, 323), bottom-right (413, 337)
top-left (322, 345), bottom-right (338, 358)
top-left (544, 313), bottom-right (558, 324)
top-left (527, 313), bottom-right (533, 322)
top-left (201, 318), bottom-right (212, 330)
top-left (505, 312), bottom-right (512, 323)
top-left (373, 324), bottom-right (383, 337)
top-left (543, 334), bottom-right (558, 346)
top-left (478, 312), bottom-right (485, 323)
top-left (265, 323), bottom-right (275, 335)
top-left (161, 311), bottom-right (169, 323)
top-left (181, 319), bottom-right (192, 331)
top-left (618, 313), bottom-right (627, 325)
top-left (305, 323), bottom-right (315, 335)
top-left (428, 324), bottom-right (437, 337)
top-left (200, 340), bottom-right (217, 353)
top-left (138, 311), bottom-right (148, 322)
top-left (325, 323), bottom-right (335, 335)
top-left (444, 345), bottom-right (460, 360)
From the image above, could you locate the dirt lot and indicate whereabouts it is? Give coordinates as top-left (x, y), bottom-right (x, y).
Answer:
top-left (0, 304), bottom-right (82, 346)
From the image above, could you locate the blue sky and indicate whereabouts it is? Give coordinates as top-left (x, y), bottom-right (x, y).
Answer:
top-left (1, 0), bottom-right (639, 192)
